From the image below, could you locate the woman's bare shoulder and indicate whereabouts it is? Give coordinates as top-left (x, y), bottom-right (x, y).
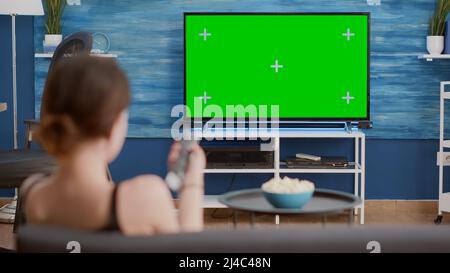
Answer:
top-left (21, 174), bottom-right (53, 223)
top-left (20, 173), bottom-right (49, 195)
top-left (115, 175), bottom-right (176, 235)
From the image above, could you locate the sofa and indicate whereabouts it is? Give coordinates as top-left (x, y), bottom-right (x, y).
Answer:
top-left (17, 224), bottom-right (450, 253)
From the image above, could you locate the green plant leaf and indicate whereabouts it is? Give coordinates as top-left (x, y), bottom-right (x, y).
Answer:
top-left (429, 0), bottom-right (450, 35)
top-left (44, 0), bottom-right (65, 34)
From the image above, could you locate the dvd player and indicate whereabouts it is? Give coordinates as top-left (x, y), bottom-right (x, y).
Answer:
top-left (285, 156), bottom-right (348, 168)
top-left (205, 146), bottom-right (273, 169)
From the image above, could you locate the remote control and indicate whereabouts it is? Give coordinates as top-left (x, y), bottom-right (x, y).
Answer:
top-left (165, 140), bottom-right (198, 191)
top-left (295, 153), bottom-right (321, 161)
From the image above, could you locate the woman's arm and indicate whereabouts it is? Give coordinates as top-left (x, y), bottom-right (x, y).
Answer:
top-left (118, 142), bottom-right (205, 235)
top-left (168, 142), bottom-right (206, 232)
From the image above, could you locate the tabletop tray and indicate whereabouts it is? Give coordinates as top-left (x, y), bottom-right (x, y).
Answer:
top-left (219, 188), bottom-right (361, 215)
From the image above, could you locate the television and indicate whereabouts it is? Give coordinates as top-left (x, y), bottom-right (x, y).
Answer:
top-left (184, 12), bottom-right (370, 123)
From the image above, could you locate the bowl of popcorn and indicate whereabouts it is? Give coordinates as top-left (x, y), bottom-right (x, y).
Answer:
top-left (261, 177), bottom-right (315, 209)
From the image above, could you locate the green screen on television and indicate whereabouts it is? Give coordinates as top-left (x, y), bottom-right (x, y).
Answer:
top-left (185, 13), bottom-right (369, 120)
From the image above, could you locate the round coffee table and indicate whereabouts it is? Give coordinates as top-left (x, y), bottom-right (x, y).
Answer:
top-left (219, 188), bottom-right (361, 227)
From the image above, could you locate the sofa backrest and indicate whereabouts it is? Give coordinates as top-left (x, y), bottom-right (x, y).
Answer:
top-left (17, 224), bottom-right (450, 253)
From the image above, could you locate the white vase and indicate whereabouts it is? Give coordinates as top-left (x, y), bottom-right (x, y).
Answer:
top-left (427, 36), bottom-right (444, 55)
top-left (43, 34), bottom-right (63, 53)
top-left (45, 34), bottom-right (63, 45)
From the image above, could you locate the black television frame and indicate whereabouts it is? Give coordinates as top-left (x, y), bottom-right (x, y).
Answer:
top-left (184, 12), bottom-right (371, 123)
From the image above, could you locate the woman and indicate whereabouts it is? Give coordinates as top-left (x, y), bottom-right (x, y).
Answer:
top-left (20, 56), bottom-right (205, 235)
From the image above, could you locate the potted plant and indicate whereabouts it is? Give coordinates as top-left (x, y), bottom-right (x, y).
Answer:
top-left (43, 0), bottom-right (66, 52)
top-left (427, 0), bottom-right (450, 55)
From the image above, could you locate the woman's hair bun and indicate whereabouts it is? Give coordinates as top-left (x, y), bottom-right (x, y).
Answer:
top-left (37, 114), bottom-right (80, 156)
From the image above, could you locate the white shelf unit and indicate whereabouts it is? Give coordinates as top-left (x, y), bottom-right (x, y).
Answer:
top-left (195, 128), bottom-right (366, 224)
top-left (35, 53), bottom-right (118, 58)
top-left (418, 54), bottom-right (450, 62)
top-left (437, 81), bottom-right (450, 223)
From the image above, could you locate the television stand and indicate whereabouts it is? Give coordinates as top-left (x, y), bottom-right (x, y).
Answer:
top-left (192, 127), bottom-right (366, 225)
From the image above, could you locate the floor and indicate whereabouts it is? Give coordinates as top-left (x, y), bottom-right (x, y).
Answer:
top-left (0, 199), bottom-right (446, 251)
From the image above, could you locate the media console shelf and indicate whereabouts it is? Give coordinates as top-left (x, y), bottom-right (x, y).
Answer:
top-left (194, 128), bottom-right (366, 224)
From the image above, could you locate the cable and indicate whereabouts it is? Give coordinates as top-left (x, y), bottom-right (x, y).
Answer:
top-left (210, 173), bottom-right (236, 219)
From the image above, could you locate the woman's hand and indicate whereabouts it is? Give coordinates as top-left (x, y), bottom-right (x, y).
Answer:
top-left (169, 141), bottom-right (205, 232)
top-left (167, 141), bottom-right (206, 186)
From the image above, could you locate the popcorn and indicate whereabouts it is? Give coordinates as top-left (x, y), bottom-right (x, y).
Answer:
top-left (261, 177), bottom-right (315, 194)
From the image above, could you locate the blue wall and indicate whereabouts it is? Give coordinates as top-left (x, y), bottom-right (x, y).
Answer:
top-left (1, 5), bottom-right (448, 199)
top-left (111, 138), bottom-right (443, 199)
top-left (33, 0), bottom-right (450, 139)
top-left (0, 16), bottom-right (35, 197)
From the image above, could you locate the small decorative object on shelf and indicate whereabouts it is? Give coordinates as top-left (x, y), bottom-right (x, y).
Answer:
top-left (66, 0), bottom-right (81, 6)
top-left (43, 0), bottom-right (66, 53)
top-left (366, 0), bottom-right (381, 6)
top-left (0, 103), bottom-right (7, 113)
top-left (91, 32), bottom-right (111, 54)
top-left (427, 36), bottom-right (444, 55)
top-left (427, 0), bottom-right (450, 55)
